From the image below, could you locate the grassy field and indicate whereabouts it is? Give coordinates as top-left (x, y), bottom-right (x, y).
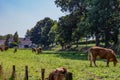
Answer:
top-left (0, 48), bottom-right (120, 80)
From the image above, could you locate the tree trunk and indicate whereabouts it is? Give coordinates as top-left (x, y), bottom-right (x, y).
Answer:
top-left (104, 27), bottom-right (110, 48)
top-left (76, 40), bottom-right (79, 48)
top-left (95, 32), bottom-right (100, 46)
top-left (113, 31), bottom-right (119, 45)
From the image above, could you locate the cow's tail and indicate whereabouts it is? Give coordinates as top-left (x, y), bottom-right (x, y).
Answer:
top-left (88, 48), bottom-right (92, 60)
top-left (88, 48), bottom-right (93, 67)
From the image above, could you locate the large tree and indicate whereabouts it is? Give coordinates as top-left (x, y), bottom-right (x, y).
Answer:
top-left (87, 0), bottom-right (120, 47)
top-left (56, 13), bottom-right (82, 49)
top-left (56, 15), bottom-right (73, 49)
top-left (55, 0), bottom-right (88, 49)
top-left (26, 17), bottom-right (55, 48)
top-left (48, 21), bottom-right (58, 47)
top-left (40, 18), bottom-right (54, 47)
top-left (55, 0), bottom-right (120, 48)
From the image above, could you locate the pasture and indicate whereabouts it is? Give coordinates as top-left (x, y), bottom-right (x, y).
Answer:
top-left (0, 49), bottom-right (120, 80)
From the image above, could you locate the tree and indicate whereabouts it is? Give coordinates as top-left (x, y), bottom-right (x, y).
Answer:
top-left (55, 0), bottom-right (89, 49)
top-left (55, 0), bottom-right (87, 14)
top-left (48, 21), bottom-right (58, 47)
top-left (40, 18), bottom-right (54, 47)
top-left (4, 34), bottom-right (12, 46)
top-left (30, 26), bottom-right (42, 45)
top-left (87, 0), bottom-right (120, 47)
top-left (13, 32), bottom-right (19, 44)
top-left (26, 17), bottom-right (55, 48)
top-left (25, 29), bottom-right (31, 38)
top-left (56, 15), bottom-right (77, 49)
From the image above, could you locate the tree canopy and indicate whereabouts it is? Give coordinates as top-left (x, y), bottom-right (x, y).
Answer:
top-left (26, 0), bottom-right (120, 49)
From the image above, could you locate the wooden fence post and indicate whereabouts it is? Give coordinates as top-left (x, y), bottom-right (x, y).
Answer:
top-left (41, 69), bottom-right (45, 80)
top-left (10, 65), bottom-right (16, 80)
top-left (66, 72), bottom-right (72, 80)
top-left (24, 66), bottom-right (28, 80)
top-left (0, 65), bottom-right (3, 78)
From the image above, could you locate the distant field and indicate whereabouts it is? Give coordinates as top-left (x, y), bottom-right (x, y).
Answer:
top-left (0, 49), bottom-right (120, 80)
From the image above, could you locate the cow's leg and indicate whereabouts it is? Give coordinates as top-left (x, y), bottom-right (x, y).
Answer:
top-left (89, 53), bottom-right (93, 67)
top-left (93, 59), bottom-right (97, 67)
top-left (90, 59), bottom-right (92, 67)
top-left (106, 59), bottom-right (109, 67)
top-left (93, 57), bottom-right (97, 67)
top-left (113, 61), bottom-right (117, 67)
top-left (89, 54), bottom-right (93, 67)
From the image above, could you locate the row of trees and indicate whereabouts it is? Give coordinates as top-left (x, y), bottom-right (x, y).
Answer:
top-left (26, 0), bottom-right (120, 49)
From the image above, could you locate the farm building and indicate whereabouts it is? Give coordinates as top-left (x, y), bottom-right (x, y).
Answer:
top-left (0, 38), bottom-right (32, 48)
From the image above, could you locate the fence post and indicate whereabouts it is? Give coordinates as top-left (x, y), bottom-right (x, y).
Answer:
top-left (10, 65), bottom-right (16, 80)
top-left (41, 69), bottom-right (45, 80)
top-left (24, 66), bottom-right (28, 80)
top-left (0, 65), bottom-right (3, 78)
top-left (66, 72), bottom-right (72, 80)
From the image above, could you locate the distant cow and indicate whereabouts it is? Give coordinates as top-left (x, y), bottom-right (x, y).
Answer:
top-left (0, 45), bottom-right (8, 52)
top-left (36, 47), bottom-right (42, 54)
top-left (4, 46), bottom-right (9, 51)
top-left (47, 67), bottom-right (67, 80)
top-left (88, 46), bottom-right (118, 67)
top-left (0, 47), bottom-right (3, 52)
top-left (32, 48), bottom-right (36, 53)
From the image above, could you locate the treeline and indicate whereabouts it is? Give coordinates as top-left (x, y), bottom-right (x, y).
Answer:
top-left (0, 32), bottom-right (19, 47)
top-left (25, 0), bottom-right (120, 49)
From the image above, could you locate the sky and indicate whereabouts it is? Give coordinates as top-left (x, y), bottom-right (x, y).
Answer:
top-left (0, 0), bottom-right (66, 37)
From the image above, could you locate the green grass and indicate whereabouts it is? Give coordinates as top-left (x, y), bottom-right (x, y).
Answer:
top-left (0, 49), bottom-right (120, 80)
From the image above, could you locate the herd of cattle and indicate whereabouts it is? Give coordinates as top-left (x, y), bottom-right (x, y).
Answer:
top-left (0, 45), bottom-right (42, 54)
top-left (0, 45), bottom-right (119, 67)
top-left (0, 45), bottom-right (119, 80)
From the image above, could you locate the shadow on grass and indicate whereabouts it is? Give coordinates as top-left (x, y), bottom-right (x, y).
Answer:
top-left (43, 51), bottom-right (88, 60)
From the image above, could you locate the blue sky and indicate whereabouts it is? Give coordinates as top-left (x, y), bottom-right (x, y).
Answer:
top-left (0, 0), bottom-right (66, 37)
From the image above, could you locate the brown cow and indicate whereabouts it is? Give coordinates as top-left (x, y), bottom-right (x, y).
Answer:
top-left (4, 46), bottom-right (9, 51)
top-left (32, 48), bottom-right (36, 53)
top-left (47, 67), bottom-right (67, 80)
top-left (88, 46), bottom-right (118, 67)
top-left (0, 45), bottom-right (8, 51)
top-left (0, 47), bottom-right (3, 52)
top-left (36, 47), bottom-right (42, 54)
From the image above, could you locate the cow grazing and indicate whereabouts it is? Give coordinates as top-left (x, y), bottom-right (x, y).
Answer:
top-left (32, 48), bottom-right (36, 53)
top-left (0, 45), bottom-right (8, 51)
top-left (47, 67), bottom-right (67, 80)
top-left (4, 46), bottom-right (9, 51)
top-left (36, 47), bottom-right (42, 54)
top-left (88, 46), bottom-right (118, 67)
top-left (0, 47), bottom-right (3, 52)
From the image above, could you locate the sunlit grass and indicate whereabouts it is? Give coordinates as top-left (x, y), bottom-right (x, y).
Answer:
top-left (0, 49), bottom-right (120, 80)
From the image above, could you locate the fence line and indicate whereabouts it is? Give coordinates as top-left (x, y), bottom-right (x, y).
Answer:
top-left (0, 65), bottom-right (72, 80)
